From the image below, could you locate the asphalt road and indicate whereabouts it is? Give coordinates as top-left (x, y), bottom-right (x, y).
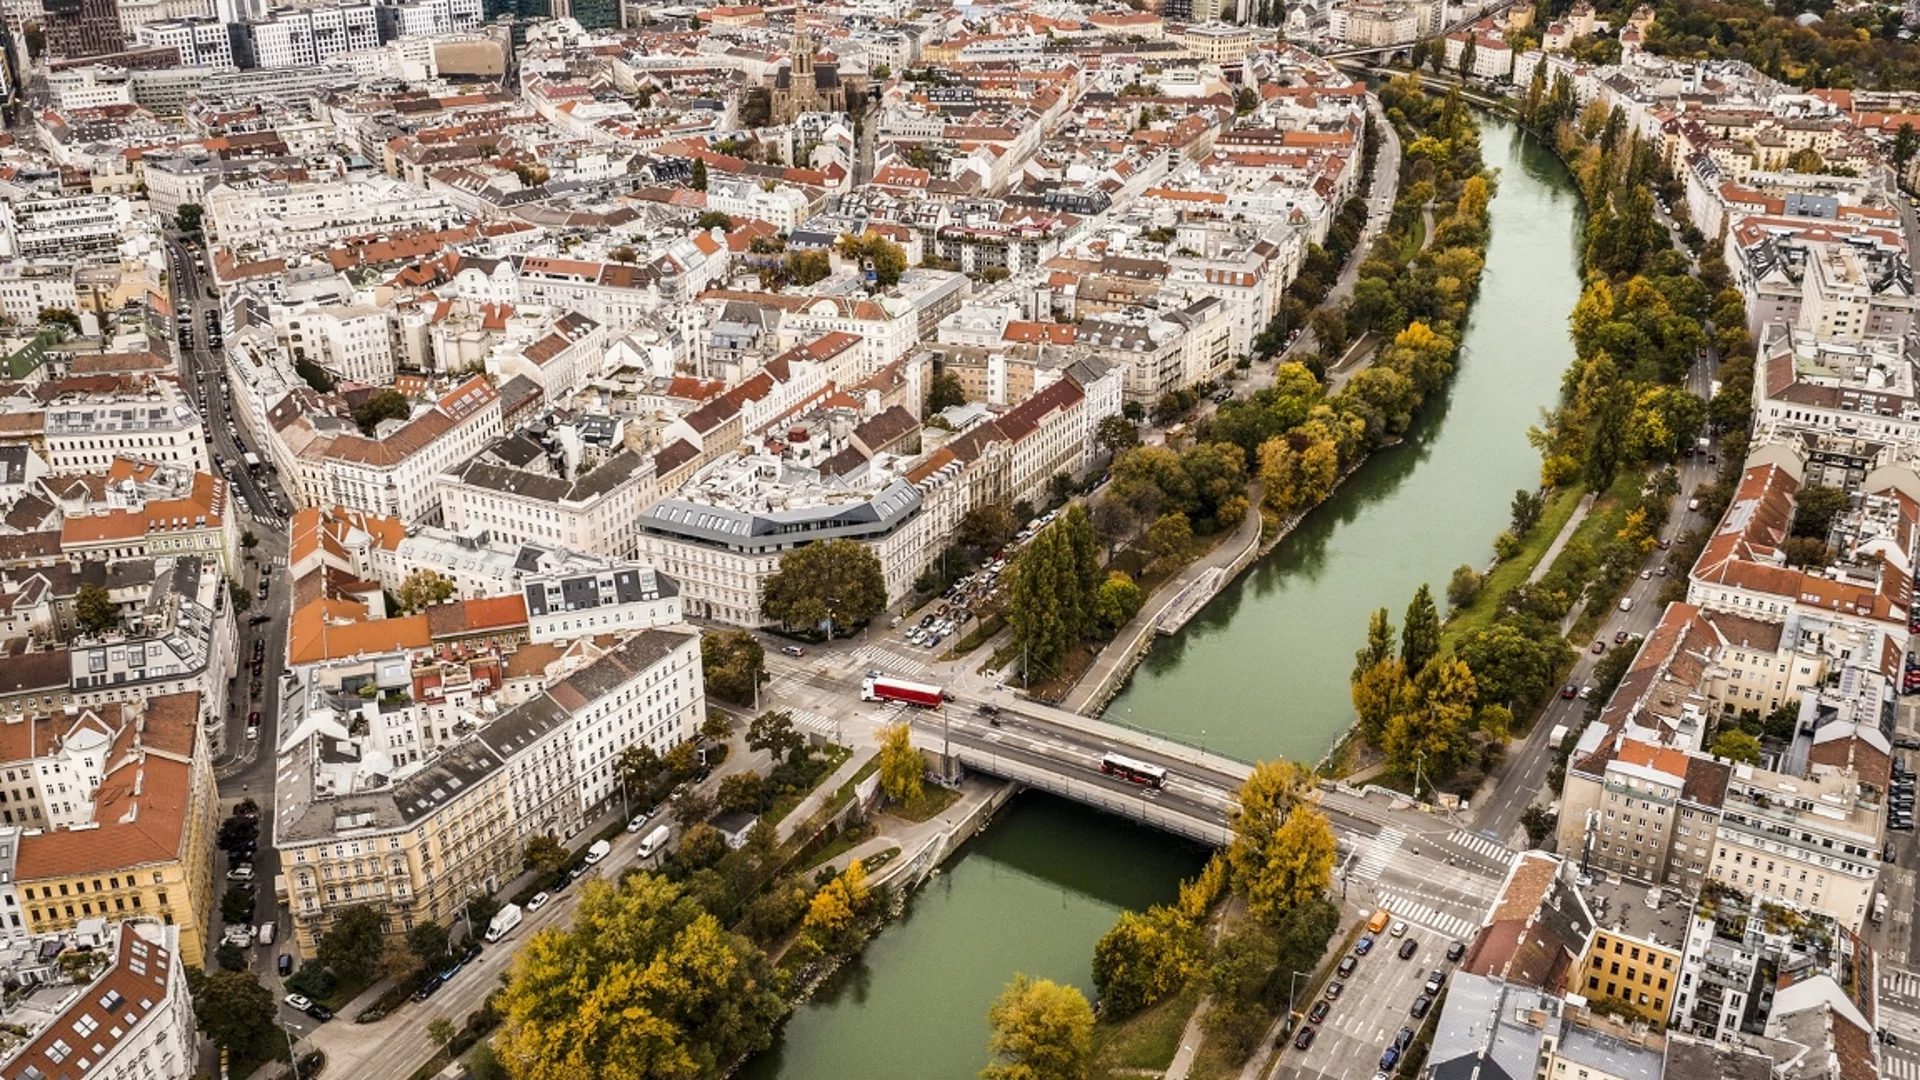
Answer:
top-left (1281, 929), bottom-right (1446, 1080)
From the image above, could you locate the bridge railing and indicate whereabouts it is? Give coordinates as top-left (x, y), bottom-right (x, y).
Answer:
top-left (944, 744), bottom-right (1232, 847)
top-left (1010, 702), bottom-right (1256, 778)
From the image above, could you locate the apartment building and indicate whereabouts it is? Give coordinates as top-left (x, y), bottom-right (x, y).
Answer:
top-left (1708, 763), bottom-right (1882, 932)
top-left (1576, 876), bottom-right (1690, 1023)
top-left (523, 564), bottom-right (682, 644)
top-left (58, 459), bottom-right (238, 573)
top-left (0, 923), bottom-right (195, 1080)
top-left (133, 18), bottom-right (236, 66)
top-left (203, 176), bottom-right (460, 259)
top-left (0, 262), bottom-right (80, 325)
top-left (275, 628), bottom-right (700, 947)
top-left (239, 2), bottom-right (380, 68)
top-left (277, 304), bottom-right (396, 386)
top-left (13, 694), bottom-right (218, 963)
top-left (43, 398), bottom-right (208, 476)
top-left (0, 194), bottom-right (132, 263)
top-left (438, 446), bottom-right (654, 559)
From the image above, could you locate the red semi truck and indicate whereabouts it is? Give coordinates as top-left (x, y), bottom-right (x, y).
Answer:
top-left (861, 676), bottom-right (946, 707)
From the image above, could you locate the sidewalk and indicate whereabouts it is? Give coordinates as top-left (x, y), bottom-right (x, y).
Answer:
top-left (775, 746), bottom-right (877, 845)
top-left (1527, 493), bottom-right (1595, 586)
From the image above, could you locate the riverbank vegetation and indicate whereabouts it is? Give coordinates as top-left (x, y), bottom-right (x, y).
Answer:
top-left (1066, 761), bottom-right (1340, 1075)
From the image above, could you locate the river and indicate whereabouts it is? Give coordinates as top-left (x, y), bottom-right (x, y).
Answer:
top-left (1105, 115), bottom-right (1585, 765)
top-left (748, 114), bottom-right (1585, 1077)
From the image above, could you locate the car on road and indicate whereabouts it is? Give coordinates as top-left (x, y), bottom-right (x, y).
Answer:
top-left (1411, 994), bottom-right (1432, 1018)
top-left (1658, 538), bottom-right (1671, 549)
top-left (278, 954), bottom-right (293, 977)
top-left (1560, 684), bottom-right (1577, 699)
top-left (227, 864), bottom-right (254, 882)
top-left (1640, 570), bottom-right (1652, 580)
top-left (1325, 980), bottom-right (1344, 1000)
top-left (246, 725), bottom-right (259, 741)
top-left (1425, 970), bottom-right (1445, 994)
top-left (284, 994), bottom-right (312, 1012)
top-left (411, 975), bottom-right (443, 1002)
top-left (305, 1003), bottom-right (333, 1023)
top-left (780, 645), bottom-right (804, 657)
top-left (1398, 938), bottom-right (1419, 960)
top-left (248, 711), bottom-right (261, 726)
top-left (1389, 919), bottom-right (1408, 938)
top-left (1337, 956), bottom-right (1358, 977)
top-left (1614, 630), bottom-right (1629, 644)
top-left (1355, 935), bottom-right (1375, 956)
top-left (527, 892), bottom-right (551, 912)
top-left (1379, 1047), bottom-right (1401, 1071)
top-left (1308, 1000), bottom-right (1330, 1023)
top-left (1591, 640), bottom-right (1606, 653)
top-left (627, 812), bottom-right (653, 833)
top-left (1293, 1027), bottom-right (1316, 1051)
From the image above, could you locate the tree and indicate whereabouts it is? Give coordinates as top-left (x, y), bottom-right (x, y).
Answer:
top-left (1791, 484), bottom-right (1849, 539)
top-left (718, 772), bottom-right (766, 814)
top-left (927, 364), bottom-right (968, 413)
top-left (1446, 564), bottom-right (1482, 610)
top-left (1455, 622), bottom-right (1563, 708)
top-left (1382, 657), bottom-right (1477, 787)
top-left (495, 875), bottom-right (784, 1078)
top-left (1520, 805), bottom-right (1558, 849)
top-left (784, 248), bottom-right (832, 286)
top-left (1090, 572), bottom-right (1145, 637)
top-left (1353, 607), bottom-right (1394, 683)
top-left (1400, 583), bottom-right (1441, 676)
top-left (1510, 489), bottom-right (1544, 535)
top-left (982, 974), bottom-right (1094, 1080)
top-left (523, 834), bottom-right (570, 875)
top-left (38, 307), bottom-right (79, 332)
top-left (958, 503), bottom-right (1019, 554)
top-left (617, 744), bottom-right (663, 806)
top-left (1711, 729), bottom-right (1762, 765)
top-left (1226, 760), bottom-right (1321, 918)
top-left (216, 942), bottom-right (248, 971)
top-left (1143, 512), bottom-right (1194, 577)
top-left (1091, 907), bottom-right (1198, 1019)
top-left (381, 934), bottom-right (422, 981)
top-left (801, 860), bottom-right (870, 953)
top-left (1234, 86), bottom-right (1259, 115)
top-left (762, 538), bottom-right (887, 633)
top-left (1007, 509), bottom-right (1102, 678)
top-left (75, 583), bottom-right (118, 635)
top-left (691, 157), bottom-right (708, 191)
top-left (1350, 657), bottom-right (1410, 745)
top-left (176, 203), bottom-right (204, 235)
top-left (1458, 33), bottom-right (1477, 77)
top-left (221, 885), bottom-right (255, 924)
top-left (694, 211), bottom-right (733, 230)
top-left (408, 921), bottom-right (451, 971)
top-left (315, 904), bottom-right (385, 985)
top-left (188, 968), bottom-right (276, 1059)
top-left (746, 710), bottom-right (807, 766)
top-left (837, 232), bottom-right (908, 287)
top-left (352, 389), bottom-right (411, 436)
top-left (428, 1016), bottom-right (457, 1048)
top-left (878, 722), bottom-right (924, 805)
top-left (396, 568), bottom-right (454, 613)
top-left (228, 582), bottom-right (253, 613)
top-left (701, 631), bottom-right (765, 705)
top-left (1895, 123), bottom-right (1920, 169)
top-left (1095, 414), bottom-right (1140, 455)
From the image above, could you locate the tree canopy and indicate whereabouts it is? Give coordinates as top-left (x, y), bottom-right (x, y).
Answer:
top-left (982, 974), bottom-right (1094, 1080)
top-left (762, 539), bottom-right (886, 632)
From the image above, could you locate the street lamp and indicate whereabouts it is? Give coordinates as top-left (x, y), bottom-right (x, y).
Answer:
top-left (1287, 970), bottom-right (1307, 1023)
top-left (283, 1021), bottom-right (305, 1080)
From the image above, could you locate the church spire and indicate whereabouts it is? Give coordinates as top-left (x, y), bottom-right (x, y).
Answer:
top-left (792, 13), bottom-right (815, 79)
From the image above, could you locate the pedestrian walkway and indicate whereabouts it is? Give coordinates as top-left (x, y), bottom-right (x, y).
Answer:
top-left (851, 644), bottom-right (928, 677)
top-left (1162, 996), bottom-right (1213, 1080)
top-left (1527, 493), bottom-right (1595, 586)
top-left (773, 746), bottom-right (877, 845)
top-left (1888, 971), bottom-right (1920, 1000)
top-left (1372, 887), bottom-right (1478, 941)
top-left (1352, 827), bottom-right (1404, 881)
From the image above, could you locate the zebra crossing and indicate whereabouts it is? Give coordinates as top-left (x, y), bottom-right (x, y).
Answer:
top-left (1885, 1053), bottom-right (1920, 1080)
top-left (1352, 826), bottom-right (1404, 881)
top-left (1448, 829), bottom-right (1516, 866)
top-left (786, 709), bottom-right (838, 738)
top-left (1374, 887), bottom-right (1480, 941)
top-left (1886, 971), bottom-right (1920, 1000)
top-left (852, 645), bottom-right (928, 678)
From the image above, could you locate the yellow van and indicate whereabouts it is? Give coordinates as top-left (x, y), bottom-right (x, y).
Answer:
top-left (1367, 909), bottom-right (1392, 935)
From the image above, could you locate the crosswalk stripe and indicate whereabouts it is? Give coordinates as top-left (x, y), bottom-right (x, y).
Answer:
top-left (1889, 972), bottom-right (1920, 998)
top-left (787, 709), bottom-right (836, 736)
top-left (852, 645), bottom-right (928, 677)
top-left (1354, 827), bottom-right (1403, 881)
top-left (1448, 829), bottom-right (1516, 865)
top-left (1889, 1055), bottom-right (1920, 1080)
top-left (1374, 888), bottom-right (1478, 941)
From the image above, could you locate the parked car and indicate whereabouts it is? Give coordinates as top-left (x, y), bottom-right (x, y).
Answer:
top-left (527, 892), bottom-right (551, 912)
top-left (284, 994), bottom-right (313, 1012)
top-left (626, 811), bottom-right (653, 833)
top-left (1325, 980), bottom-right (1344, 1000)
top-left (780, 645), bottom-right (805, 657)
top-left (305, 1004), bottom-right (333, 1023)
top-left (277, 954), bottom-right (293, 977)
top-left (1379, 1047), bottom-right (1401, 1072)
top-left (1337, 956), bottom-right (1358, 977)
top-left (410, 975), bottom-right (443, 1003)
top-left (1308, 1000), bottom-right (1330, 1023)
top-left (1398, 938), bottom-right (1419, 960)
top-left (1425, 970), bottom-right (1445, 995)
top-left (1411, 994), bottom-right (1432, 1019)
top-left (1293, 1027), bottom-right (1316, 1051)
top-left (1355, 935), bottom-right (1375, 956)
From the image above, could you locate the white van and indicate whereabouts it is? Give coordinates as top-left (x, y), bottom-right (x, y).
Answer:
top-left (637, 824), bottom-right (670, 860)
top-left (585, 839), bottom-right (611, 865)
top-left (257, 922), bottom-right (275, 946)
top-left (1618, 597), bottom-right (1634, 613)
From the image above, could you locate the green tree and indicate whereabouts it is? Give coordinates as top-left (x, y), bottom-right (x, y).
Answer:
top-left (691, 157), bottom-right (708, 191)
top-left (1234, 86), bottom-right (1258, 115)
top-left (701, 630), bottom-right (766, 705)
top-left (1896, 123), bottom-right (1920, 169)
top-left (784, 249), bottom-right (831, 286)
top-left (1400, 583), bottom-right (1441, 676)
top-left (523, 834), bottom-right (570, 875)
top-left (694, 211), bottom-right (733, 230)
top-left (718, 772), bottom-right (766, 814)
top-left (408, 921), bottom-right (451, 970)
top-left (176, 203), bottom-right (204, 235)
top-left (215, 942), bottom-right (248, 971)
top-left (38, 306), bottom-right (79, 332)
top-left (1095, 414), bottom-right (1140, 455)
top-left (1352, 607), bottom-right (1394, 683)
top-left (1091, 906), bottom-right (1199, 1019)
top-left (762, 538), bottom-right (887, 633)
top-left (1006, 510), bottom-right (1101, 678)
top-left (747, 710), bottom-right (807, 766)
top-left (878, 722), bottom-right (924, 805)
top-left (837, 232), bottom-right (908, 287)
top-left (1520, 805), bottom-right (1558, 848)
top-left (1455, 622), bottom-right (1563, 708)
top-left (927, 364), bottom-right (968, 413)
top-left (958, 503), bottom-right (1019, 553)
top-left (617, 744), bottom-right (663, 804)
top-left (1791, 484), bottom-right (1849, 539)
top-left (1711, 728), bottom-right (1762, 765)
top-left (187, 968), bottom-right (276, 1059)
top-left (1510, 488), bottom-right (1544, 535)
top-left (75, 583), bottom-right (118, 635)
top-left (1089, 572), bottom-right (1145, 637)
top-left (221, 885), bottom-right (255, 923)
top-left (1458, 33), bottom-right (1477, 76)
top-left (1446, 564), bottom-right (1482, 610)
top-left (427, 1016), bottom-right (457, 1048)
top-left (495, 875), bottom-right (784, 1078)
top-left (396, 568), bottom-right (454, 613)
top-left (352, 389), bottom-right (411, 436)
top-left (315, 904), bottom-right (385, 985)
top-left (982, 974), bottom-right (1094, 1080)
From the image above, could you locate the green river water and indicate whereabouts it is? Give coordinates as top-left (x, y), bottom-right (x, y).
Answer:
top-left (748, 114), bottom-right (1584, 1078)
